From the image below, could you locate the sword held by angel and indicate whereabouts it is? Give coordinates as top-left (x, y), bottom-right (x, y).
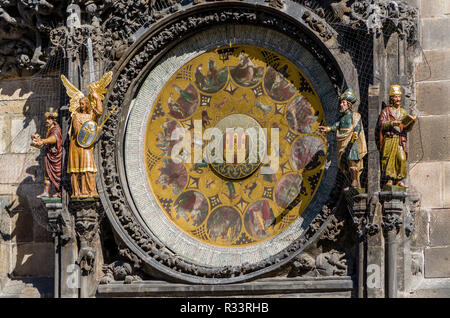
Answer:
top-left (60, 71), bottom-right (114, 199)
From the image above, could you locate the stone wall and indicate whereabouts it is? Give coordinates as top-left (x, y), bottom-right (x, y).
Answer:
top-left (0, 77), bottom-right (60, 281)
top-left (408, 0), bottom-right (450, 297)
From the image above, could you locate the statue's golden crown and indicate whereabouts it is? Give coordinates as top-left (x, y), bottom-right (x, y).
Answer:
top-left (389, 84), bottom-right (402, 96)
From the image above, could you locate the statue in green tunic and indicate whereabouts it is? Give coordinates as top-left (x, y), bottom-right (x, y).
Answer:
top-left (319, 88), bottom-right (367, 189)
top-left (378, 85), bottom-right (417, 188)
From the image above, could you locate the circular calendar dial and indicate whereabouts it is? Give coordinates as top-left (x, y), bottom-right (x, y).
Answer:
top-left (145, 45), bottom-right (327, 247)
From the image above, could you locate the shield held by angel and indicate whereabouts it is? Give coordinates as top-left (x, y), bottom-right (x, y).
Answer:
top-left (61, 71), bottom-right (113, 199)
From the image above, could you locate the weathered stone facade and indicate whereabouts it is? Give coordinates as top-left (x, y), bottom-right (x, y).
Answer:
top-left (0, 77), bottom-right (59, 296)
top-left (406, 0), bottom-right (450, 297)
top-left (0, 0), bottom-right (448, 298)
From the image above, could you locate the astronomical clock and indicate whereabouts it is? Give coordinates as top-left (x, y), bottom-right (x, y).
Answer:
top-left (99, 20), bottom-right (346, 283)
top-left (12, 0), bottom-right (420, 298)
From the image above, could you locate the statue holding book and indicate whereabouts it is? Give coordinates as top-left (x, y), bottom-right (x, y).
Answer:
top-left (378, 84), bottom-right (417, 189)
top-left (319, 88), bottom-right (367, 189)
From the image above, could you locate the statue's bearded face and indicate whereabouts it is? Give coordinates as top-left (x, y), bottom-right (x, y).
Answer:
top-left (339, 99), bottom-right (350, 113)
top-left (45, 117), bottom-right (54, 127)
top-left (391, 94), bottom-right (402, 108)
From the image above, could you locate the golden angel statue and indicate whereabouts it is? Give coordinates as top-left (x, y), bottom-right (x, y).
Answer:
top-left (61, 71), bottom-right (113, 198)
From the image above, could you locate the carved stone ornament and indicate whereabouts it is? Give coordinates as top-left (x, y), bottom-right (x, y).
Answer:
top-left (320, 215), bottom-right (344, 242)
top-left (315, 249), bottom-right (348, 276)
top-left (288, 249), bottom-right (348, 277)
top-left (382, 212), bottom-right (402, 233)
top-left (297, 0), bottom-right (418, 43)
top-left (0, 0), bottom-right (182, 79)
top-left (0, 0), bottom-right (418, 79)
top-left (343, 191), bottom-right (380, 239)
top-left (0, 0), bottom-right (66, 79)
top-left (99, 260), bottom-right (142, 284)
top-left (265, 0), bottom-right (286, 10)
top-left (380, 191), bottom-right (406, 234)
top-left (44, 201), bottom-right (66, 236)
top-left (70, 200), bottom-right (104, 275)
top-left (302, 10), bottom-right (334, 42)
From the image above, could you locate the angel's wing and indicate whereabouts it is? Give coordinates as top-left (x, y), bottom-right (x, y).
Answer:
top-left (86, 71), bottom-right (113, 101)
top-left (60, 75), bottom-right (85, 114)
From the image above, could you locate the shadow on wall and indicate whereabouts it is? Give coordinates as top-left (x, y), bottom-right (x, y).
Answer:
top-left (0, 76), bottom-right (60, 279)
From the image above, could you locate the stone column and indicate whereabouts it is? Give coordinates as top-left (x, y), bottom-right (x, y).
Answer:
top-left (348, 192), bottom-right (368, 298)
top-left (42, 198), bottom-right (78, 298)
top-left (71, 199), bottom-right (104, 298)
top-left (380, 190), bottom-right (407, 298)
top-left (346, 190), bottom-right (381, 298)
top-left (399, 192), bottom-right (420, 296)
top-left (365, 31), bottom-right (386, 299)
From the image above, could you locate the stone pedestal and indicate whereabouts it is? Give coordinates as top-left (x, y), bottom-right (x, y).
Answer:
top-left (41, 198), bottom-right (78, 298)
top-left (70, 199), bottom-right (104, 298)
top-left (345, 190), bottom-right (381, 298)
top-left (347, 191), bottom-right (368, 298)
top-left (379, 190), bottom-right (407, 298)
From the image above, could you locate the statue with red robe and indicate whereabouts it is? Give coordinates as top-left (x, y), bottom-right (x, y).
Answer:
top-left (31, 108), bottom-right (62, 198)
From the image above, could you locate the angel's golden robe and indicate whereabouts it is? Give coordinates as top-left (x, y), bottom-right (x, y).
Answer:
top-left (67, 111), bottom-right (99, 173)
top-left (60, 71), bottom-right (112, 198)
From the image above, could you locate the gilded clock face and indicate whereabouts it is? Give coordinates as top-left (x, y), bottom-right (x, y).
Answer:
top-left (144, 45), bottom-right (327, 248)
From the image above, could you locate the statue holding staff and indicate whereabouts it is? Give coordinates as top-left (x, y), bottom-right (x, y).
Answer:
top-left (319, 88), bottom-right (367, 189)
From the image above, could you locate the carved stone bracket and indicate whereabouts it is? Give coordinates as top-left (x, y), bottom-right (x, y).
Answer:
top-left (344, 190), bottom-right (379, 239)
top-left (42, 199), bottom-right (74, 245)
top-left (43, 200), bottom-right (65, 236)
top-left (70, 200), bottom-right (104, 275)
top-left (374, 190), bottom-right (421, 299)
top-left (379, 191), bottom-right (406, 235)
top-left (347, 191), bottom-right (368, 239)
top-left (40, 198), bottom-right (79, 297)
